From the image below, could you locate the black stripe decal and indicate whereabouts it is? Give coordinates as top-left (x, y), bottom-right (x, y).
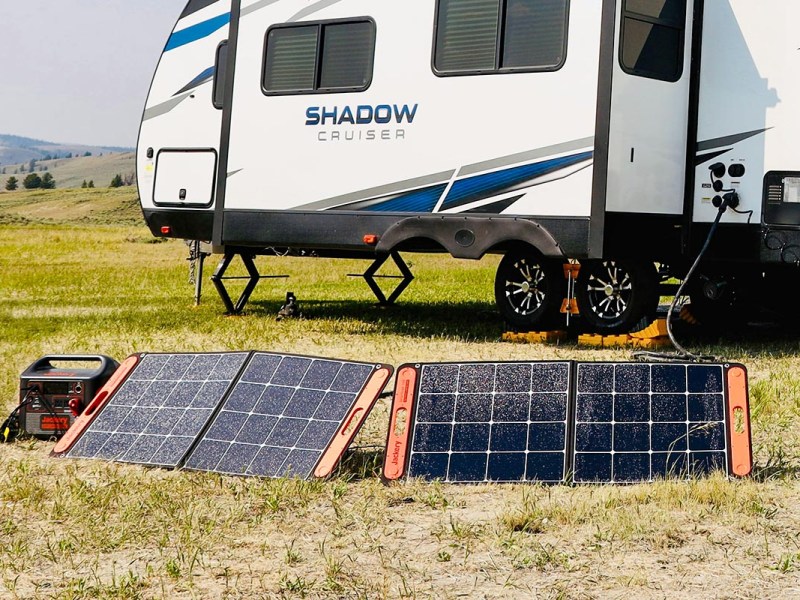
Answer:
top-left (463, 195), bottom-right (525, 214)
top-left (694, 148), bottom-right (732, 167)
top-left (181, 0), bottom-right (221, 18)
top-left (697, 128), bottom-right (769, 151)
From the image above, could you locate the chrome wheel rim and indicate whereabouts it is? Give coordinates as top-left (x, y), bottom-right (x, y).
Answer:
top-left (585, 260), bottom-right (632, 320)
top-left (504, 258), bottom-right (547, 316)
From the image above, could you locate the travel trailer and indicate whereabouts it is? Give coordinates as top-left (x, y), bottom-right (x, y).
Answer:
top-left (137, 0), bottom-right (800, 333)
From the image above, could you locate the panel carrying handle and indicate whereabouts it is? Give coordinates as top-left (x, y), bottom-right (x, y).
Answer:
top-left (29, 355), bottom-right (117, 374)
top-left (382, 365), bottom-right (418, 481)
top-left (726, 365), bottom-right (752, 477)
top-left (314, 366), bottom-right (393, 478)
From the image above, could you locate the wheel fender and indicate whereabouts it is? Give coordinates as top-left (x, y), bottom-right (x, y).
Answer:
top-left (375, 216), bottom-right (565, 259)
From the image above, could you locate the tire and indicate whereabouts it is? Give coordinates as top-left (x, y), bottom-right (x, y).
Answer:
top-left (576, 259), bottom-right (658, 334)
top-left (687, 272), bottom-right (754, 330)
top-left (494, 249), bottom-right (565, 331)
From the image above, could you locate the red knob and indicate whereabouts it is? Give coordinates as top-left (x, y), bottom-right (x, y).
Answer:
top-left (68, 398), bottom-right (83, 417)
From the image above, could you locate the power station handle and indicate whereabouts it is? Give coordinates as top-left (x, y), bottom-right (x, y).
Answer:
top-left (28, 355), bottom-right (118, 374)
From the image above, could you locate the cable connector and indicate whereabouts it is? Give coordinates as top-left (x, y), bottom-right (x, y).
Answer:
top-left (0, 415), bottom-right (19, 443)
top-left (712, 191), bottom-right (739, 211)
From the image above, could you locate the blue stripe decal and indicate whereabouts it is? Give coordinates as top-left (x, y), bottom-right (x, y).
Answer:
top-left (361, 185), bottom-right (448, 213)
top-left (174, 66), bottom-right (215, 96)
top-left (165, 13), bottom-right (230, 52)
top-left (441, 152), bottom-right (594, 211)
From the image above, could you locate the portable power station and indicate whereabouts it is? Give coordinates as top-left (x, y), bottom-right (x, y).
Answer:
top-left (18, 355), bottom-right (119, 438)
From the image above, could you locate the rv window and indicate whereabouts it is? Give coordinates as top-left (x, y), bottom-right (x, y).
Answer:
top-left (620, 0), bottom-right (685, 82)
top-left (213, 41), bottom-right (228, 109)
top-left (263, 20), bottom-right (375, 94)
top-left (434, 0), bottom-right (568, 75)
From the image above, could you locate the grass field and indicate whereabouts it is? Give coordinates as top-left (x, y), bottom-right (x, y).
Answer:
top-left (0, 190), bottom-right (799, 599)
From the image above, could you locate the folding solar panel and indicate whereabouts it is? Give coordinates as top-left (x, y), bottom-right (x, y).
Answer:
top-left (383, 361), bottom-right (752, 485)
top-left (384, 361), bottom-right (573, 483)
top-left (184, 353), bottom-right (392, 479)
top-left (61, 352), bottom-right (250, 467)
top-left (572, 362), bottom-right (751, 483)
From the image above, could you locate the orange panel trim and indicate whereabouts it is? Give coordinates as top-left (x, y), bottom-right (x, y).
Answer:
top-left (726, 365), bottom-right (752, 477)
top-left (314, 366), bottom-right (392, 478)
top-left (382, 366), bottom-right (418, 481)
top-left (50, 354), bottom-right (140, 457)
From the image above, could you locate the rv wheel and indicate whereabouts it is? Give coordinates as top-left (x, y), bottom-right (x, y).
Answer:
top-left (494, 250), bottom-right (565, 331)
top-left (576, 259), bottom-right (658, 334)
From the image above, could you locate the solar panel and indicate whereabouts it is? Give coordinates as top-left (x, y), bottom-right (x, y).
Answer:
top-left (572, 362), bottom-right (748, 483)
top-left (65, 352), bottom-right (249, 468)
top-left (383, 361), bottom-right (752, 484)
top-left (184, 353), bottom-right (392, 479)
top-left (383, 361), bottom-right (572, 483)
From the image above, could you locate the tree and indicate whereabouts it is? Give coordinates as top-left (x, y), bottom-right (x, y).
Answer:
top-left (83, 151), bottom-right (92, 157)
top-left (5, 176), bottom-right (18, 191)
top-left (109, 174), bottom-right (124, 188)
top-left (23, 173), bottom-right (42, 189)
top-left (28, 158), bottom-right (36, 173)
top-left (87, 180), bottom-right (95, 188)
top-left (20, 163), bottom-right (26, 173)
top-left (41, 172), bottom-right (55, 189)
top-left (81, 180), bottom-right (88, 188)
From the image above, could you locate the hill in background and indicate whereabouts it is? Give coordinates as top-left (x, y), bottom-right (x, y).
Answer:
top-left (0, 133), bottom-right (131, 166)
top-left (1, 152), bottom-right (135, 190)
top-left (0, 133), bottom-right (135, 191)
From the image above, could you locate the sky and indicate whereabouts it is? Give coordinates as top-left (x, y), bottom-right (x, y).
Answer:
top-left (0, 0), bottom-right (187, 148)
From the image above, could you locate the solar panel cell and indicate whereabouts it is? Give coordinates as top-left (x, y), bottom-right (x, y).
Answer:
top-left (488, 453), bottom-right (526, 481)
top-left (526, 453), bottom-right (565, 481)
top-left (332, 363), bottom-right (375, 393)
top-left (451, 423), bottom-right (490, 452)
top-left (312, 392), bottom-right (356, 421)
top-left (449, 453), bottom-right (487, 482)
top-left (493, 393), bottom-right (529, 422)
top-left (283, 389), bottom-right (325, 418)
top-left (490, 423), bottom-right (527, 452)
top-left (454, 394), bottom-right (492, 422)
top-left (528, 423), bottom-right (566, 452)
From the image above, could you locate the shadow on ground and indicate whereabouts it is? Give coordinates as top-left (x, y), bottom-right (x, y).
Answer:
top-left (247, 298), bottom-right (504, 341)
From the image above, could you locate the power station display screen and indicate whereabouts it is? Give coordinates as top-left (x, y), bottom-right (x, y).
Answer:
top-left (783, 177), bottom-right (800, 203)
top-left (41, 381), bottom-right (71, 395)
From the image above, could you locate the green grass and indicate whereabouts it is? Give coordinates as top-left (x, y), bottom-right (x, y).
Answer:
top-left (0, 190), bottom-right (799, 598)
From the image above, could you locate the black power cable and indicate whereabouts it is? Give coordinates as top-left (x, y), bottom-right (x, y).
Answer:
top-left (635, 194), bottom-right (736, 363)
top-left (1, 385), bottom-right (68, 442)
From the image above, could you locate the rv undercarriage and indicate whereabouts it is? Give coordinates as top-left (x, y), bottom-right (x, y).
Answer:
top-left (195, 237), bottom-right (800, 336)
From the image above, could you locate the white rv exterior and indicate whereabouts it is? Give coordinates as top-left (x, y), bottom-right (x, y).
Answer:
top-left (137, 0), bottom-right (800, 333)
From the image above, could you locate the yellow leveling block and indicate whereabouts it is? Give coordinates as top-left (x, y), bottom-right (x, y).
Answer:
top-left (503, 319), bottom-right (671, 348)
top-left (502, 330), bottom-right (569, 344)
top-left (577, 319), bottom-right (671, 349)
